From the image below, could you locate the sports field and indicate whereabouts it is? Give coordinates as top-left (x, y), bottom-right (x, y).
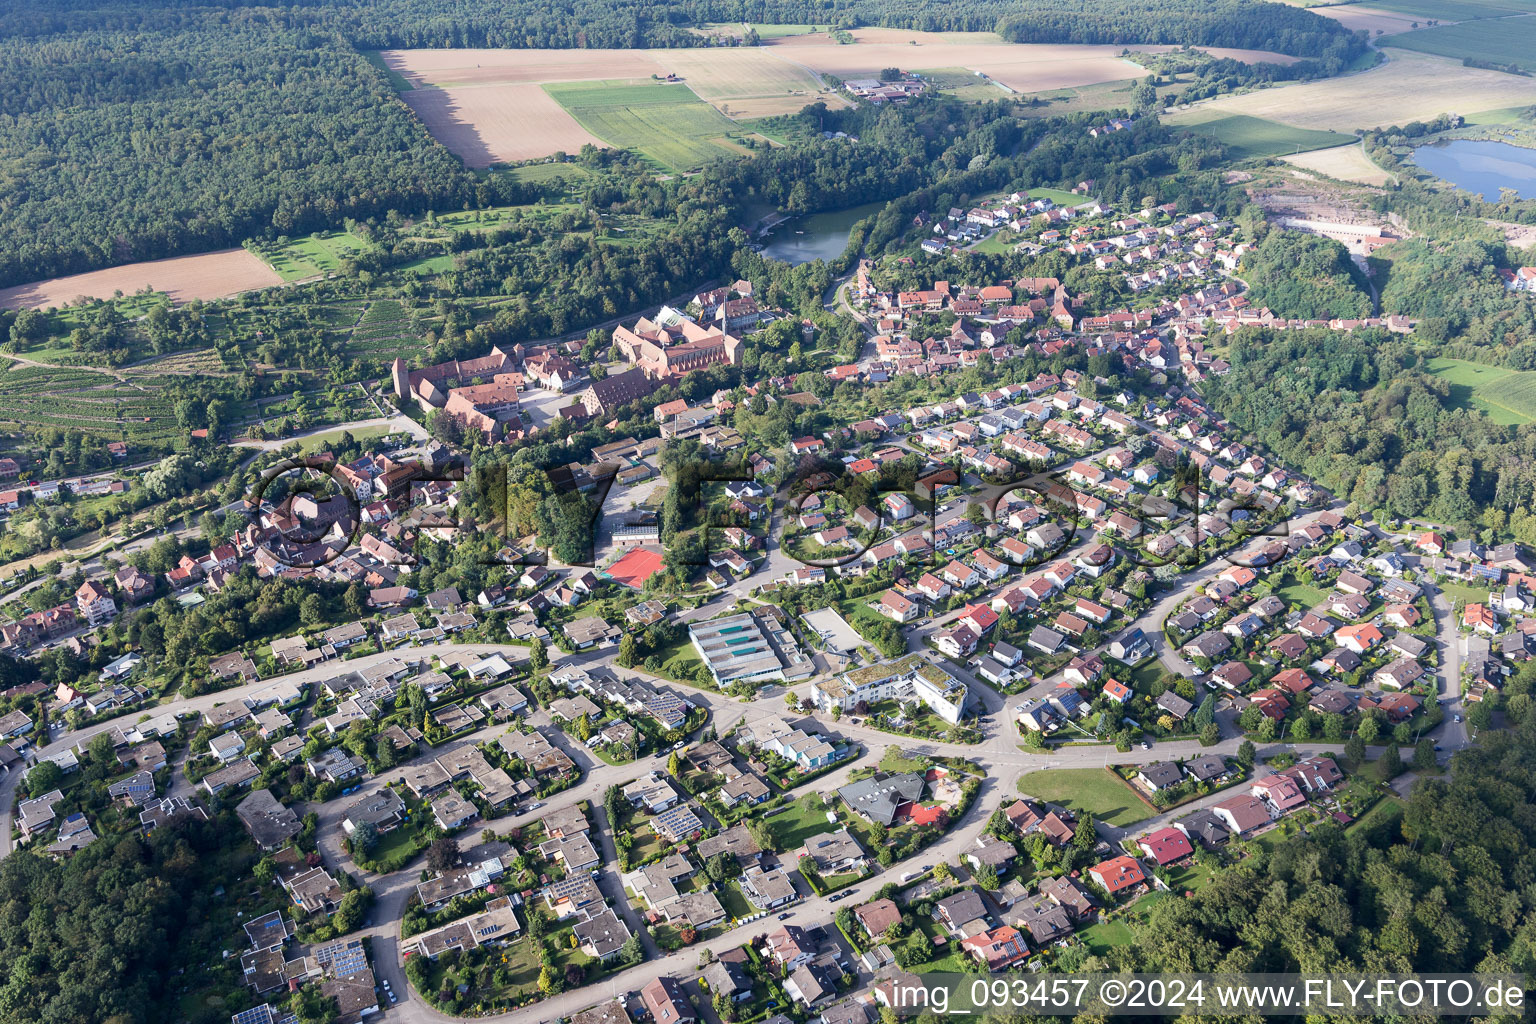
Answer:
top-left (0, 248), bottom-right (281, 309)
top-left (1425, 357), bottom-right (1536, 424)
top-left (1379, 15), bottom-right (1536, 69)
top-left (544, 80), bottom-right (742, 171)
top-left (1168, 49), bottom-right (1536, 131)
top-left (1164, 110), bottom-right (1353, 159)
top-left (1282, 143), bottom-right (1396, 185)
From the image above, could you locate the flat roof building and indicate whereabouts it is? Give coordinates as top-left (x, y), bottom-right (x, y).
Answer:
top-left (689, 612), bottom-right (790, 685)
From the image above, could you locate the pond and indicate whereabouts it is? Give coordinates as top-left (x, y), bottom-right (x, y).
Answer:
top-left (1410, 138), bottom-right (1536, 202)
top-left (758, 200), bottom-right (888, 265)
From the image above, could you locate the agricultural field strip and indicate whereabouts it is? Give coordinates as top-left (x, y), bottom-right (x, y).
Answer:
top-left (0, 248), bottom-right (283, 311)
top-left (1425, 357), bottom-right (1536, 424)
top-left (542, 80), bottom-right (744, 169)
top-left (1163, 110), bottom-right (1354, 159)
top-left (1162, 48), bottom-right (1536, 131)
top-left (1281, 143), bottom-right (1396, 185)
top-left (401, 83), bottom-right (609, 168)
top-left (1378, 14), bottom-right (1536, 67)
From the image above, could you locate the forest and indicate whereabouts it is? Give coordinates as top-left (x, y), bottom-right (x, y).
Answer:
top-left (1205, 327), bottom-right (1536, 537)
top-left (5, 0), bottom-right (1363, 55)
top-left (0, 9), bottom-right (477, 288)
top-left (0, 0), bottom-right (1364, 288)
top-left (1239, 229), bottom-right (1373, 320)
top-left (0, 811), bottom-right (263, 1024)
top-left (1375, 236), bottom-right (1536, 367)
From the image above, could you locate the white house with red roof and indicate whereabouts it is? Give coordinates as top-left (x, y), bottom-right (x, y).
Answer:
top-left (1088, 855), bottom-right (1148, 898)
top-left (1250, 775), bottom-right (1308, 815)
top-left (1138, 827), bottom-right (1193, 866)
top-left (960, 925), bottom-right (1030, 970)
top-left (75, 580), bottom-right (117, 626)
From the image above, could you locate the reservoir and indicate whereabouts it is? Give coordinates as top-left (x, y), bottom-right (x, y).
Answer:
top-left (1411, 139), bottom-right (1536, 202)
top-left (759, 200), bottom-right (887, 265)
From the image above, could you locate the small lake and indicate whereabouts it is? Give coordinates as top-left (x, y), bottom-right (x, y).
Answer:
top-left (1411, 139), bottom-right (1536, 202)
top-left (759, 200), bottom-right (888, 265)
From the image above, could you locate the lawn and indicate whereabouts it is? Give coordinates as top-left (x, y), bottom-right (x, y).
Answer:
top-left (256, 229), bottom-right (375, 282)
top-left (1437, 580), bottom-right (1492, 607)
top-left (1017, 79), bottom-right (1128, 116)
top-left (1077, 892), bottom-right (1169, 953)
top-left (1017, 768), bottom-right (1151, 827)
top-left (720, 880), bottom-right (755, 922)
top-left (1162, 859), bottom-right (1221, 893)
top-left (1078, 917), bottom-right (1134, 955)
top-left (1425, 357), bottom-right (1536, 425)
top-left (396, 253), bottom-right (458, 276)
top-left (1347, 796), bottom-right (1405, 838)
top-left (1276, 579), bottom-right (1329, 609)
top-left (1028, 187), bottom-right (1088, 206)
top-left (652, 632), bottom-right (710, 688)
top-left (906, 917), bottom-right (972, 973)
top-left (1164, 111), bottom-right (1354, 161)
top-left (505, 161), bottom-right (594, 184)
top-left (544, 80), bottom-right (743, 172)
top-left (627, 826), bottom-right (666, 865)
top-left (1128, 659), bottom-right (1171, 691)
top-left (749, 22), bottom-right (832, 37)
top-left (969, 233), bottom-right (1016, 254)
top-left (359, 820), bottom-right (427, 869)
top-left (765, 799), bottom-right (848, 853)
top-left (879, 747), bottom-right (931, 774)
top-left (289, 423), bottom-right (394, 453)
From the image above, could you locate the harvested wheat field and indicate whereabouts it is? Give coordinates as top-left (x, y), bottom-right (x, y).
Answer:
top-left (0, 249), bottom-right (281, 310)
top-left (1310, 4), bottom-right (1432, 36)
top-left (1282, 143), bottom-right (1396, 185)
top-left (769, 33), bottom-right (1299, 94)
top-left (655, 48), bottom-right (850, 117)
top-left (770, 33), bottom-right (1141, 91)
top-left (382, 48), bottom-right (667, 87)
top-left (402, 84), bottom-right (608, 168)
top-left (1167, 49), bottom-right (1536, 131)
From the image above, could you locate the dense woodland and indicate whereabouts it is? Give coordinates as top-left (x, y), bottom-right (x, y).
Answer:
top-left (0, 11), bottom-right (478, 288)
top-left (0, 813), bottom-right (260, 1024)
top-left (0, 0), bottom-right (1364, 287)
top-left (1239, 228), bottom-right (1373, 320)
top-left (1206, 328), bottom-right (1536, 536)
top-left (4, 0), bottom-right (1363, 54)
top-left (1376, 236), bottom-right (1536, 367)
